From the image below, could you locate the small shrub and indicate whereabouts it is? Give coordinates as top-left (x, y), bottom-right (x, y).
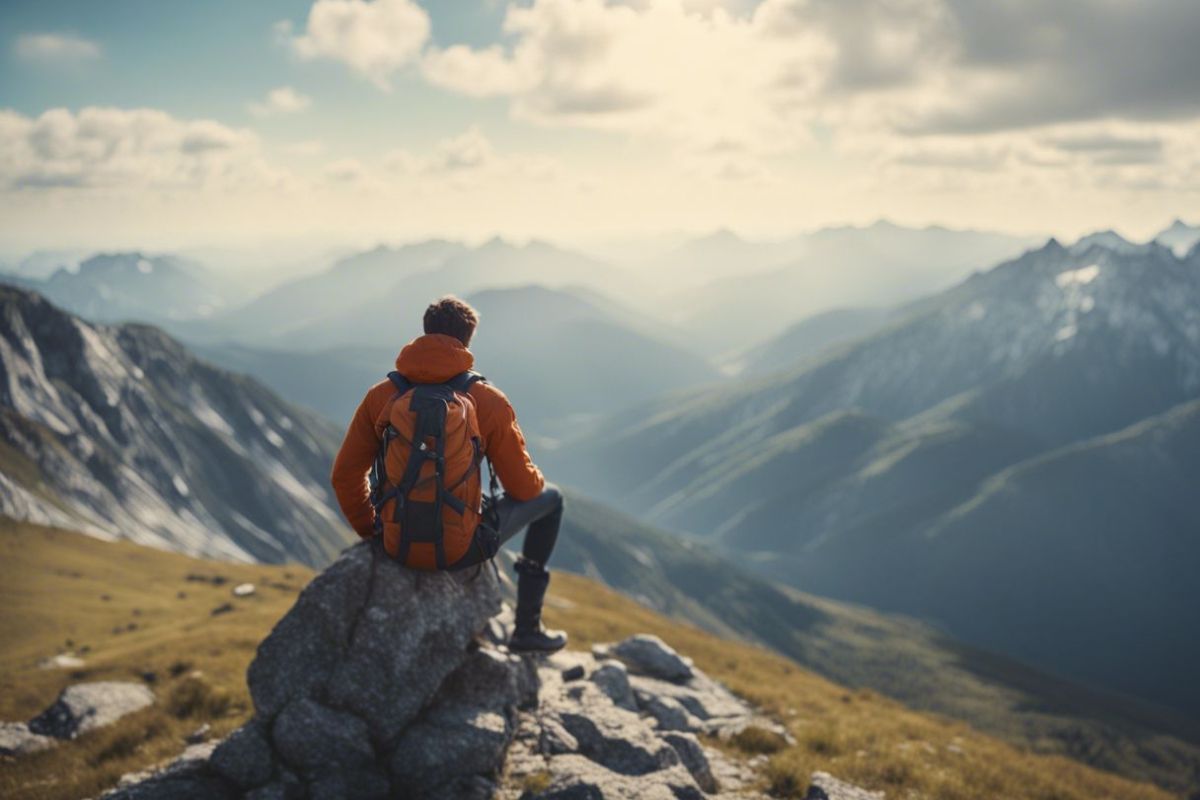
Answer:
top-left (729, 725), bottom-right (789, 755)
top-left (763, 758), bottom-right (808, 799)
top-left (166, 676), bottom-right (231, 719)
top-left (90, 719), bottom-right (166, 765)
top-left (802, 722), bottom-right (844, 757)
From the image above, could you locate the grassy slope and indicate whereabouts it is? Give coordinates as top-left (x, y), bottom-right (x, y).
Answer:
top-left (0, 520), bottom-right (1178, 800)
top-left (0, 519), bottom-right (310, 800)
top-left (554, 492), bottom-right (1200, 795)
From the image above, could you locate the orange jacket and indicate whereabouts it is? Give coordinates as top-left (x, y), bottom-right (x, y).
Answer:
top-left (330, 333), bottom-right (545, 539)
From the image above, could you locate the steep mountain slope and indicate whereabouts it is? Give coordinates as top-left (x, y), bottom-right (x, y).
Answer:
top-left (913, 400), bottom-right (1200, 714)
top-left (552, 235), bottom-right (1200, 715)
top-left (0, 287), bottom-right (350, 566)
top-left (191, 342), bottom-right (396, 426)
top-left (739, 307), bottom-right (894, 376)
top-left (10, 253), bottom-right (234, 325)
top-left (677, 221), bottom-right (1035, 352)
top-left (560, 237), bottom-right (1200, 501)
top-left (466, 285), bottom-right (713, 438)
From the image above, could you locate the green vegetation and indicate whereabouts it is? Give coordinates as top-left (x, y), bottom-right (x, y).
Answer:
top-left (0, 520), bottom-right (1181, 800)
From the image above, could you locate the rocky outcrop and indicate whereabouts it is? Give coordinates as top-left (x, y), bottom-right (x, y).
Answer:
top-left (500, 648), bottom-right (761, 799)
top-left (0, 681), bottom-right (154, 756)
top-left (104, 540), bottom-right (531, 799)
top-left (104, 540), bottom-right (878, 800)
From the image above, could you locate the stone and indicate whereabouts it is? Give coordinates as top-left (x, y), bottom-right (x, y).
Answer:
top-left (589, 660), bottom-right (637, 712)
top-left (661, 732), bottom-right (717, 793)
top-left (209, 721), bottom-right (274, 788)
top-left (598, 635), bottom-right (693, 683)
top-left (38, 653), bottom-right (85, 669)
top-left (271, 698), bottom-right (374, 774)
top-left (638, 693), bottom-right (703, 733)
top-left (249, 542), bottom-right (503, 744)
top-left (233, 583), bottom-right (256, 597)
top-left (389, 644), bottom-right (533, 786)
top-left (805, 771), bottom-right (885, 800)
top-left (308, 766), bottom-right (391, 800)
top-left (628, 674), bottom-right (747, 722)
top-left (556, 688), bottom-right (682, 777)
top-left (417, 775), bottom-right (499, 800)
top-left (539, 716), bottom-right (580, 755)
top-left (0, 721), bottom-right (55, 756)
top-left (28, 681), bottom-right (154, 739)
top-left (532, 754), bottom-right (704, 800)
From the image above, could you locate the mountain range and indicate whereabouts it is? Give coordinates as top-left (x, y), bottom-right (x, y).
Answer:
top-left (7, 253), bottom-right (235, 325)
top-left (670, 221), bottom-right (1039, 353)
top-left (193, 283), bottom-right (712, 440)
top-left (551, 231), bottom-right (1200, 717)
top-left (2, 283), bottom-right (1199, 793)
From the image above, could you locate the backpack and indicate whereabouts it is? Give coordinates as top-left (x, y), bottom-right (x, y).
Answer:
top-left (368, 370), bottom-right (491, 570)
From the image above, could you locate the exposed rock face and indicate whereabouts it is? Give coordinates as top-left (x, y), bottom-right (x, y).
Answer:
top-left (0, 681), bottom-right (154, 756)
top-left (0, 285), bottom-right (348, 567)
top-left (499, 634), bottom-right (799, 799)
top-left (29, 682), bottom-right (155, 739)
top-left (0, 722), bottom-right (55, 756)
top-left (105, 541), bottom-right (531, 800)
top-left (104, 540), bottom-right (879, 800)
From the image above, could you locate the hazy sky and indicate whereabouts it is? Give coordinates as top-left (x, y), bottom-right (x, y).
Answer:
top-left (2, 0), bottom-right (1199, 252)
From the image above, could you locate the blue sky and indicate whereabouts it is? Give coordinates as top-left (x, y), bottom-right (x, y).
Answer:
top-left (2, 0), bottom-right (1198, 252)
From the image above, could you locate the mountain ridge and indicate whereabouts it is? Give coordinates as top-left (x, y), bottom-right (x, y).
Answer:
top-left (0, 286), bottom-right (350, 566)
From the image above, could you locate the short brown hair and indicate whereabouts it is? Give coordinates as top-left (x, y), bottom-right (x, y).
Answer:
top-left (423, 295), bottom-right (479, 346)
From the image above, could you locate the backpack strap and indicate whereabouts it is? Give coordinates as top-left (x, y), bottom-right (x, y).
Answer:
top-left (387, 371), bottom-right (413, 396)
top-left (445, 370), bottom-right (486, 394)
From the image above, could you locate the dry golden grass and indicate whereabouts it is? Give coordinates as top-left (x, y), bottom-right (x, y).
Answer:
top-left (0, 520), bottom-right (1178, 800)
top-left (0, 519), bottom-right (313, 800)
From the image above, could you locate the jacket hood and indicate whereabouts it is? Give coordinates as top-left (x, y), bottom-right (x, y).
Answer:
top-left (394, 333), bottom-right (475, 383)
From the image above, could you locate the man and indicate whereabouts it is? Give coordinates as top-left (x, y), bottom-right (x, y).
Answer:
top-left (330, 295), bottom-right (567, 653)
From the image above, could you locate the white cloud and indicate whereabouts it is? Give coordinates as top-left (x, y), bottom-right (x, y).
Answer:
top-left (419, 0), bottom-right (828, 158)
top-left (322, 157), bottom-right (372, 183)
top-left (383, 127), bottom-right (557, 182)
top-left (0, 107), bottom-right (284, 192)
top-left (406, 0), bottom-right (1200, 191)
top-left (285, 0), bottom-right (431, 89)
top-left (248, 86), bottom-right (313, 117)
top-left (282, 139), bottom-right (327, 157)
top-left (14, 33), bottom-right (102, 63)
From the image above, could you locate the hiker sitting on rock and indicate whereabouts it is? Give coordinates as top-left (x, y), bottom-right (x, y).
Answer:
top-left (331, 295), bottom-right (567, 653)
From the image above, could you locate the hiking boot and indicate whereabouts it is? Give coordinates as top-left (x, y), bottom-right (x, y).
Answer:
top-left (509, 557), bottom-right (568, 654)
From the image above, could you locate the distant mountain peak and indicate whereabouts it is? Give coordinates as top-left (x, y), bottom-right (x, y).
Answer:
top-left (1068, 229), bottom-right (1149, 257)
top-left (1153, 218), bottom-right (1200, 258)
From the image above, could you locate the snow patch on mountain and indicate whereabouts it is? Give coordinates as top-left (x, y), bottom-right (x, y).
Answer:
top-left (0, 287), bottom-right (350, 567)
